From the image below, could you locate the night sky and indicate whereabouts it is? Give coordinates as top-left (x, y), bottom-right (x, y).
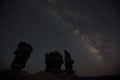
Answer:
top-left (0, 0), bottom-right (120, 77)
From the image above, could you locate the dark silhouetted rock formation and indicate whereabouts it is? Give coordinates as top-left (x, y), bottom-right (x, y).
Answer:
top-left (64, 50), bottom-right (75, 74)
top-left (0, 42), bottom-right (33, 80)
top-left (45, 51), bottom-right (63, 73)
top-left (11, 42), bottom-right (33, 70)
top-left (27, 50), bottom-right (77, 80)
top-left (1, 42), bottom-right (80, 80)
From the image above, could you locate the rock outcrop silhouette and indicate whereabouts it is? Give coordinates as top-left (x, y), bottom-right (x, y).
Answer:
top-left (64, 50), bottom-right (75, 74)
top-left (0, 42), bottom-right (33, 80)
top-left (45, 51), bottom-right (63, 73)
top-left (11, 42), bottom-right (33, 70)
top-left (0, 42), bottom-right (78, 80)
top-left (26, 50), bottom-right (76, 80)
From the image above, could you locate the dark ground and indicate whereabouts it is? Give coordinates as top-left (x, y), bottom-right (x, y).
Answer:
top-left (77, 75), bottom-right (120, 80)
